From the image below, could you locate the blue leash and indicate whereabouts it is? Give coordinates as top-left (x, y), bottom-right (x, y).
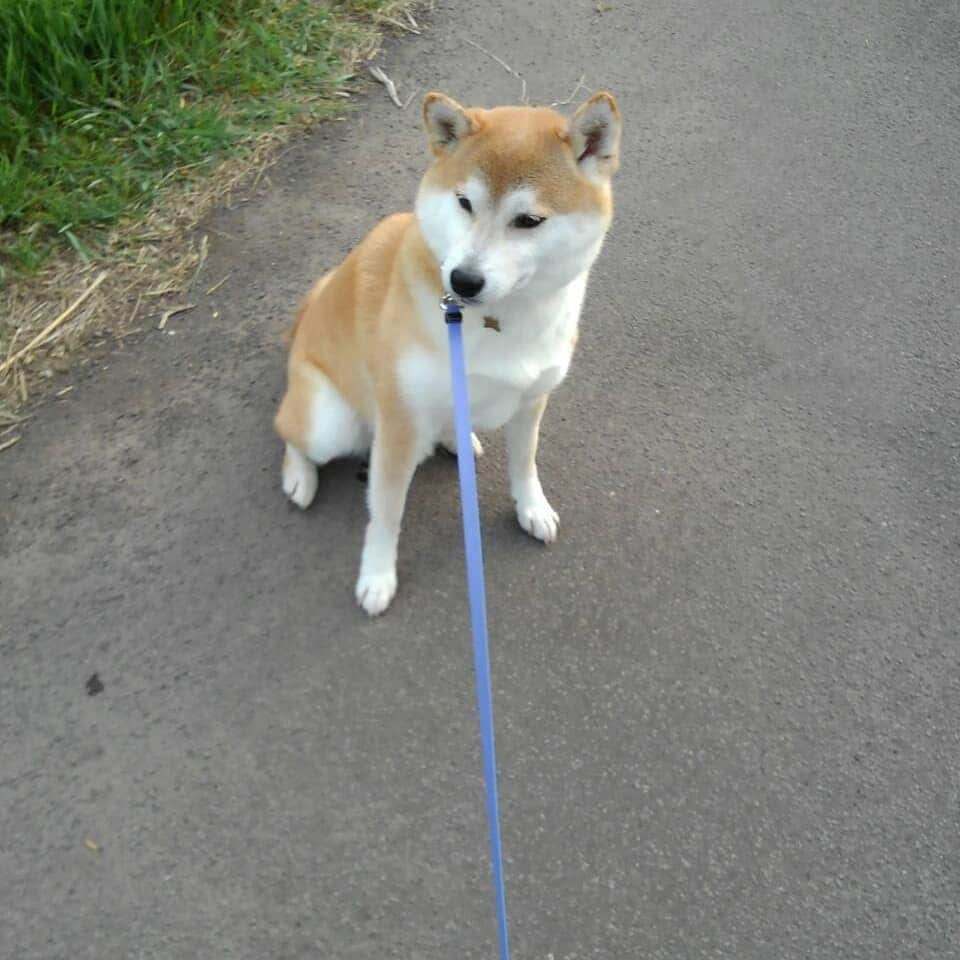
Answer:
top-left (443, 296), bottom-right (511, 960)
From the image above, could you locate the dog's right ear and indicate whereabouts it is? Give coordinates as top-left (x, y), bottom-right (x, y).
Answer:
top-left (423, 92), bottom-right (475, 155)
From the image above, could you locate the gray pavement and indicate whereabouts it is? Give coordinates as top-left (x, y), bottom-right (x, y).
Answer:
top-left (2, 1), bottom-right (959, 957)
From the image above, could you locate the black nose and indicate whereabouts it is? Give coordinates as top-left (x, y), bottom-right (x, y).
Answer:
top-left (450, 267), bottom-right (485, 299)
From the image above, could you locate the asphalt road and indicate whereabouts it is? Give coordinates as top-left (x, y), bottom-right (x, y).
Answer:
top-left (2, 1), bottom-right (959, 957)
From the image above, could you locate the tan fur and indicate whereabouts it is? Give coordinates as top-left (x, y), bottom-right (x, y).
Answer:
top-left (421, 103), bottom-right (612, 216)
top-left (274, 213), bottom-right (440, 444)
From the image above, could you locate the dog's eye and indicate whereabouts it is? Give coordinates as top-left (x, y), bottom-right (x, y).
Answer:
top-left (458, 195), bottom-right (473, 213)
top-left (512, 213), bottom-right (545, 229)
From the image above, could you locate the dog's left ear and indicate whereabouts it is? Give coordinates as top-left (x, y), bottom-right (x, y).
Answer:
top-left (423, 92), bottom-right (475, 156)
top-left (568, 92), bottom-right (621, 180)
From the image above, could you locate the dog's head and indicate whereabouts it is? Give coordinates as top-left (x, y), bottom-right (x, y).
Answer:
top-left (416, 92), bottom-right (621, 306)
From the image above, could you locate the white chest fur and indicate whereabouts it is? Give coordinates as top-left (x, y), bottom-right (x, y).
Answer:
top-left (398, 273), bottom-right (587, 439)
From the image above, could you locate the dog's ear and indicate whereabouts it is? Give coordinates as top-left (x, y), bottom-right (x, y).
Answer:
top-left (568, 92), bottom-right (621, 180)
top-left (423, 92), bottom-right (475, 155)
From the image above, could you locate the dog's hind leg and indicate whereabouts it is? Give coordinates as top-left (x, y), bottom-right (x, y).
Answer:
top-left (274, 362), bottom-right (369, 510)
top-left (280, 443), bottom-right (318, 509)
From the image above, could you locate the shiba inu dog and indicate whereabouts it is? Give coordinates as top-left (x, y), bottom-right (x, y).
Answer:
top-left (275, 91), bottom-right (621, 615)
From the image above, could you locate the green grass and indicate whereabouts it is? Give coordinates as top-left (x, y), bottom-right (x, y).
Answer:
top-left (0, 0), bottom-right (396, 281)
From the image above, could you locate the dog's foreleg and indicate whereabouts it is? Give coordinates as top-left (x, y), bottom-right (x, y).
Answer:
top-left (356, 412), bottom-right (418, 615)
top-left (506, 395), bottom-right (559, 543)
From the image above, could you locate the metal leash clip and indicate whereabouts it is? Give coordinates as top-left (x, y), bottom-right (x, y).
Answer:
top-left (441, 293), bottom-right (463, 324)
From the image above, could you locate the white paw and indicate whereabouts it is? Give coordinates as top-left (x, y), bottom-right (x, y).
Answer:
top-left (441, 432), bottom-right (484, 458)
top-left (516, 492), bottom-right (559, 543)
top-left (355, 568), bottom-right (398, 616)
top-left (282, 446), bottom-right (318, 509)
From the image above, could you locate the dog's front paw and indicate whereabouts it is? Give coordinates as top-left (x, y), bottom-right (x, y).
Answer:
top-left (355, 568), bottom-right (398, 616)
top-left (515, 488), bottom-right (559, 544)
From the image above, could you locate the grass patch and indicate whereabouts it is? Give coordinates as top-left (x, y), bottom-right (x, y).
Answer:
top-left (0, 0), bottom-right (421, 411)
top-left (0, 0), bottom-right (409, 280)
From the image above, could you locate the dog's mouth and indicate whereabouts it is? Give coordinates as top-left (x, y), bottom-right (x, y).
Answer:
top-left (443, 289), bottom-right (484, 307)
